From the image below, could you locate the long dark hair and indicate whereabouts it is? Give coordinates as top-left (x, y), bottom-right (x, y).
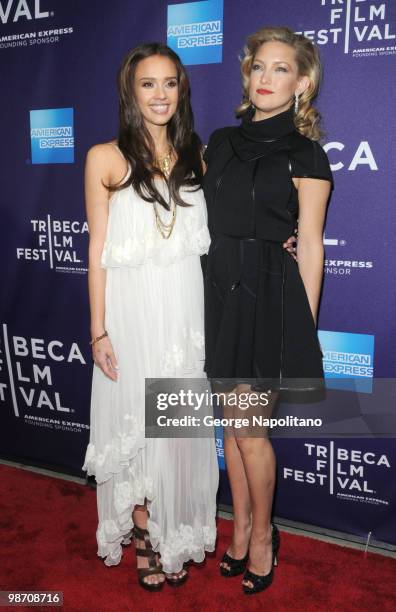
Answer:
top-left (110, 42), bottom-right (203, 209)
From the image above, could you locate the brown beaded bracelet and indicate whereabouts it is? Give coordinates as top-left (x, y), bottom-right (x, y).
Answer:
top-left (90, 331), bottom-right (108, 346)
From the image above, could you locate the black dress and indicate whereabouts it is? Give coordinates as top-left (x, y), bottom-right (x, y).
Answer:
top-left (202, 107), bottom-right (333, 392)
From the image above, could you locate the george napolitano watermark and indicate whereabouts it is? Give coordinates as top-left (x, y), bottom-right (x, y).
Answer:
top-left (144, 378), bottom-right (326, 438)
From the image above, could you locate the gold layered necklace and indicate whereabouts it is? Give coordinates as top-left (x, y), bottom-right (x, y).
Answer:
top-left (153, 145), bottom-right (177, 239)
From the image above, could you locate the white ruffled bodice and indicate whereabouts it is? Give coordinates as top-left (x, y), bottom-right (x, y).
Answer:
top-left (101, 176), bottom-right (210, 268)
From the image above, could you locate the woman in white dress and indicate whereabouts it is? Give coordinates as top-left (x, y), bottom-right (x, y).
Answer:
top-left (82, 43), bottom-right (218, 591)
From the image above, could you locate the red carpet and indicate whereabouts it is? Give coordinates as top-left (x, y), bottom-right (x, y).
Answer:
top-left (0, 464), bottom-right (395, 612)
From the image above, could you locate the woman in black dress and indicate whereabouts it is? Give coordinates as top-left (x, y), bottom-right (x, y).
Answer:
top-left (203, 27), bottom-right (333, 594)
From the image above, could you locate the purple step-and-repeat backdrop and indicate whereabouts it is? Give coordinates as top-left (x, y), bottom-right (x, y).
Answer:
top-left (0, 1), bottom-right (395, 544)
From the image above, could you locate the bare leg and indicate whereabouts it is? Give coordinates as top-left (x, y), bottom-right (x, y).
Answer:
top-left (226, 385), bottom-right (277, 587)
top-left (220, 434), bottom-right (252, 570)
top-left (232, 385), bottom-right (277, 588)
top-left (219, 386), bottom-right (251, 571)
top-left (238, 437), bottom-right (276, 587)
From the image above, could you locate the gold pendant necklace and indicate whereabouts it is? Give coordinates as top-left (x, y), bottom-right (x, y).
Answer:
top-left (153, 144), bottom-right (177, 239)
top-left (156, 145), bottom-right (173, 179)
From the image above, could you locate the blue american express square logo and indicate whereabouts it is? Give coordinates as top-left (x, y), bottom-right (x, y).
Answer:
top-left (318, 330), bottom-right (375, 393)
top-left (167, 0), bottom-right (223, 65)
top-left (215, 424), bottom-right (225, 470)
top-left (30, 108), bottom-right (74, 164)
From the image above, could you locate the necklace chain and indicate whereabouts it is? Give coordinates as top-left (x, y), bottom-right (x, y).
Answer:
top-left (153, 200), bottom-right (176, 239)
top-left (153, 144), bottom-right (176, 239)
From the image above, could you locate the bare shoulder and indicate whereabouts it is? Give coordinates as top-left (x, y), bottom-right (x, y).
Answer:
top-left (86, 141), bottom-right (126, 183)
top-left (86, 141), bottom-right (119, 164)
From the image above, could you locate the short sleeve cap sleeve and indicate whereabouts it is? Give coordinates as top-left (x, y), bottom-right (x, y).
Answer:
top-left (203, 127), bottom-right (233, 165)
top-left (291, 138), bottom-right (333, 185)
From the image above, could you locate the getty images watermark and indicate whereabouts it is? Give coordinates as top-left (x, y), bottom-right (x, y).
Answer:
top-left (144, 379), bottom-right (329, 438)
top-left (145, 378), bottom-right (396, 438)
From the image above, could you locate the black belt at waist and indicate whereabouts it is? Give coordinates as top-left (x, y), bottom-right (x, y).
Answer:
top-left (212, 233), bottom-right (285, 244)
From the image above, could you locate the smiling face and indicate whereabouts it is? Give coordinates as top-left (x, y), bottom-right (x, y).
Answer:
top-left (248, 41), bottom-right (309, 121)
top-left (134, 54), bottom-right (179, 129)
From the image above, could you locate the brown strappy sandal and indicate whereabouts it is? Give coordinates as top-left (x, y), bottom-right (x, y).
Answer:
top-left (164, 565), bottom-right (189, 587)
top-left (133, 525), bottom-right (165, 591)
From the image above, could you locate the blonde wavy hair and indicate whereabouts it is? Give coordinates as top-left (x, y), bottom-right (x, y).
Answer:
top-left (236, 26), bottom-right (323, 141)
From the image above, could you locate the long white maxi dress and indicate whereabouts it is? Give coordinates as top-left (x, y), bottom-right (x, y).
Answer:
top-left (82, 159), bottom-right (218, 573)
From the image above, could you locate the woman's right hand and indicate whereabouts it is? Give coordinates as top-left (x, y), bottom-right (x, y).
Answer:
top-left (85, 144), bottom-right (125, 383)
top-left (92, 335), bottom-right (119, 381)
